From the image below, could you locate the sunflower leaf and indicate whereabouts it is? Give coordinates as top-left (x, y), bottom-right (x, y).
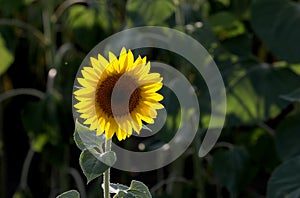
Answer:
top-left (56, 190), bottom-right (80, 198)
top-left (109, 183), bottom-right (129, 194)
top-left (79, 149), bottom-right (116, 184)
top-left (114, 191), bottom-right (135, 198)
top-left (74, 120), bottom-right (106, 152)
top-left (127, 180), bottom-right (152, 198)
top-left (111, 180), bottom-right (152, 198)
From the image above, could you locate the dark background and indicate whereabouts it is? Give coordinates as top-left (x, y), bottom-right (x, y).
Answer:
top-left (0, 0), bottom-right (300, 197)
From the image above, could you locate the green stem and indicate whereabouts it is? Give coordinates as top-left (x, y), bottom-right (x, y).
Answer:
top-left (0, 88), bottom-right (45, 103)
top-left (0, 80), bottom-right (5, 198)
top-left (193, 135), bottom-right (205, 198)
top-left (103, 139), bottom-right (111, 198)
top-left (51, 0), bottom-right (87, 23)
top-left (42, 0), bottom-right (56, 68)
top-left (20, 147), bottom-right (35, 190)
top-left (0, 19), bottom-right (48, 47)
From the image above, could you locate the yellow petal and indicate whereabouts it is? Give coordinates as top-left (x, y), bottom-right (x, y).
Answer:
top-left (77, 105), bottom-right (95, 114)
top-left (133, 113), bottom-right (143, 127)
top-left (98, 117), bottom-right (106, 131)
top-left (126, 50), bottom-right (134, 70)
top-left (75, 95), bottom-right (92, 102)
top-left (124, 119), bottom-right (132, 135)
top-left (104, 121), bottom-right (111, 137)
top-left (86, 117), bottom-right (98, 130)
top-left (96, 126), bottom-right (104, 136)
top-left (142, 83), bottom-right (163, 93)
top-left (133, 62), bottom-right (150, 76)
top-left (98, 54), bottom-right (109, 68)
top-left (77, 78), bottom-right (96, 88)
top-left (144, 93), bottom-right (164, 101)
top-left (74, 101), bottom-right (93, 109)
top-left (120, 47), bottom-right (127, 56)
top-left (131, 119), bottom-right (141, 133)
top-left (148, 108), bottom-right (157, 118)
top-left (118, 52), bottom-right (127, 73)
top-left (140, 73), bottom-right (161, 83)
top-left (107, 119), bottom-right (116, 139)
top-left (84, 67), bottom-right (99, 79)
top-left (80, 113), bottom-right (93, 119)
top-left (143, 101), bottom-right (164, 109)
top-left (116, 127), bottom-right (123, 141)
top-left (121, 129), bottom-right (127, 140)
top-left (84, 116), bottom-right (97, 125)
top-left (74, 87), bottom-right (95, 97)
top-left (132, 56), bottom-right (142, 67)
top-left (142, 56), bottom-right (147, 64)
top-left (130, 113), bottom-right (142, 132)
top-left (139, 114), bottom-right (154, 124)
top-left (81, 69), bottom-right (98, 83)
top-left (90, 57), bottom-right (104, 75)
top-left (109, 51), bottom-right (118, 63)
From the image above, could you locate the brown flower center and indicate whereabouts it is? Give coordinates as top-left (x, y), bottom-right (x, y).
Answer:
top-left (95, 73), bottom-right (141, 117)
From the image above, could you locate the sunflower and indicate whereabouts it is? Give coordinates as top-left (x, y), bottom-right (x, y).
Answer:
top-left (74, 48), bottom-right (164, 141)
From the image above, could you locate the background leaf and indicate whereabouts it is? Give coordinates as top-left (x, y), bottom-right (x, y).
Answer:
top-left (213, 146), bottom-right (250, 198)
top-left (226, 63), bottom-right (300, 126)
top-left (251, 0), bottom-right (300, 63)
top-left (126, 0), bottom-right (175, 26)
top-left (267, 155), bottom-right (300, 198)
top-left (208, 11), bottom-right (246, 40)
top-left (275, 112), bottom-right (300, 161)
top-left (66, 4), bottom-right (111, 52)
top-left (0, 35), bottom-right (14, 75)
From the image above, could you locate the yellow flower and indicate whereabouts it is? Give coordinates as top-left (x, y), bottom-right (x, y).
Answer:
top-left (74, 48), bottom-right (164, 141)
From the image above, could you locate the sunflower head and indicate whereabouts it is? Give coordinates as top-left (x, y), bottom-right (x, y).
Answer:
top-left (74, 48), bottom-right (164, 141)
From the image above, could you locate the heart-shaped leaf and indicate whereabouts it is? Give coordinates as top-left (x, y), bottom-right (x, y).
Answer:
top-left (79, 149), bottom-right (116, 184)
top-left (74, 120), bottom-right (106, 151)
top-left (111, 180), bottom-right (152, 198)
top-left (56, 190), bottom-right (80, 198)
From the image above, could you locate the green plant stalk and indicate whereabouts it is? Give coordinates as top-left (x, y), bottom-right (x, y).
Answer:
top-left (168, 157), bottom-right (185, 198)
top-left (0, 19), bottom-right (48, 47)
top-left (192, 136), bottom-right (205, 198)
top-left (103, 139), bottom-right (112, 198)
top-left (42, 0), bottom-right (56, 68)
top-left (0, 88), bottom-right (45, 197)
top-left (20, 147), bottom-right (35, 190)
top-left (0, 92), bottom-right (5, 198)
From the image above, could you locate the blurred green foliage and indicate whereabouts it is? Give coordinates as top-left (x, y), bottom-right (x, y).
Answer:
top-left (0, 0), bottom-right (300, 197)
